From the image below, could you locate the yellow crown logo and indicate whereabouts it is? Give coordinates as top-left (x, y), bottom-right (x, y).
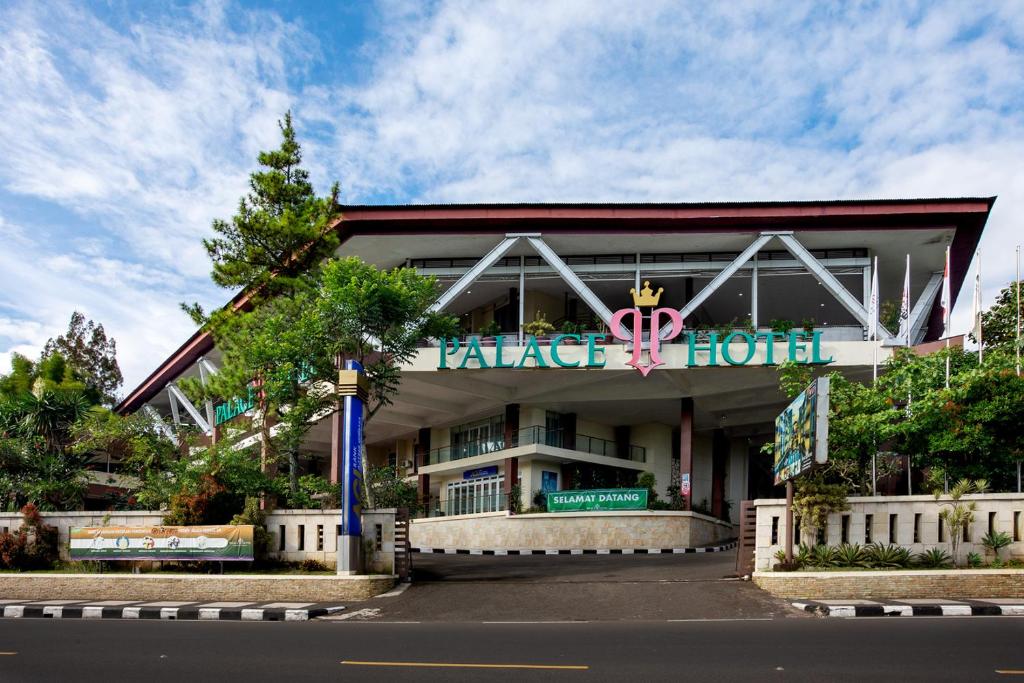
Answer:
top-left (630, 281), bottom-right (663, 307)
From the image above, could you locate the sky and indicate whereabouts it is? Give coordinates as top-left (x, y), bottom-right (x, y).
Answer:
top-left (1, 0), bottom-right (1023, 397)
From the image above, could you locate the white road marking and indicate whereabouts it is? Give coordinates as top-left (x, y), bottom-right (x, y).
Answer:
top-left (375, 583), bottom-right (411, 598)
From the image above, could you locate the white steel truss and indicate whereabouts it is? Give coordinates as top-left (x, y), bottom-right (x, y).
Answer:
top-left (143, 404), bottom-right (179, 446)
top-left (167, 383), bottom-right (212, 434)
top-left (425, 232), bottom-right (933, 346)
top-left (907, 272), bottom-right (944, 346)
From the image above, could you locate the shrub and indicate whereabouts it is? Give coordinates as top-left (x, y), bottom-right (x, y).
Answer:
top-left (298, 558), bottom-right (329, 572)
top-left (230, 497), bottom-right (270, 562)
top-left (834, 543), bottom-right (869, 568)
top-left (865, 543), bottom-right (911, 569)
top-left (0, 531), bottom-right (27, 569)
top-left (913, 547), bottom-right (953, 569)
top-left (981, 531), bottom-right (1013, 560)
top-left (967, 552), bottom-right (983, 568)
top-left (809, 544), bottom-right (839, 568)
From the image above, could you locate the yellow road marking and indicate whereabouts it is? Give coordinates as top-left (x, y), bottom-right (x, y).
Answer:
top-left (0, 653), bottom-right (16, 656)
top-left (996, 671), bottom-right (1024, 675)
top-left (341, 660), bottom-right (588, 670)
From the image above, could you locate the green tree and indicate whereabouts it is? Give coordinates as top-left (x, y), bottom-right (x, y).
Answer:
top-left (192, 111), bottom-right (340, 299)
top-left (42, 312), bottom-right (123, 405)
top-left (973, 280), bottom-right (1024, 351)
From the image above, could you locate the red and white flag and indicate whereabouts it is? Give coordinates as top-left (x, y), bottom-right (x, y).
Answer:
top-left (898, 254), bottom-right (910, 345)
top-left (868, 256), bottom-right (879, 341)
top-left (940, 246), bottom-right (952, 338)
top-left (972, 252), bottom-right (983, 361)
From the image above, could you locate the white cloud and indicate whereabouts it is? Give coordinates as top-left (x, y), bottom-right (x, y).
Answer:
top-left (1, 0), bottom-right (1023, 393)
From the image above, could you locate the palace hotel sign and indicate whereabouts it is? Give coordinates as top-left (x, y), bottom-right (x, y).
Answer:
top-left (439, 282), bottom-right (835, 374)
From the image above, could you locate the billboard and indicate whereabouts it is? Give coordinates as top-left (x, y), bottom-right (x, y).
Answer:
top-left (547, 488), bottom-right (648, 512)
top-left (69, 525), bottom-right (254, 561)
top-left (773, 376), bottom-right (830, 485)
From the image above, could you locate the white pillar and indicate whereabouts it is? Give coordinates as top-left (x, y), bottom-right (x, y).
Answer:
top-left (751, 255), bottom-right (759, 329)
top-left (519, 254), bottom-right (525, 345)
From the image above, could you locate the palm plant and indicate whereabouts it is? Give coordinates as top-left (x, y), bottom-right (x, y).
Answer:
top-left (981, 531), bottom-right (1013, 562)
top-left (913, 547), bottom-right (953, 569)
top-left (935, 478), bottom-right (988, 567)
top-left (809, 543), bottom-right (839, 568)
top-left (865, 542), bottom-right (911, 568)
top-left (834, 543), bottom-right (870, 568)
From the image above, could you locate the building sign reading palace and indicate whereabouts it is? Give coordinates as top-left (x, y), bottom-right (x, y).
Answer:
top-left (439, 282), bottom-right (835, 373)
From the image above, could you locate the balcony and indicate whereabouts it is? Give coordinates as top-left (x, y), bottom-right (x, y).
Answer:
top-left (426, 426), bottom-right (646, 466)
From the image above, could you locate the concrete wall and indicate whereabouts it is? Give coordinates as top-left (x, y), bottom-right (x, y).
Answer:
top-left (754, 494), bottom-right (1024, 571)
top-left (753, 569), bottom-right (1024, 600)
top-left (0, 573), bottom-right (394, 602)
top-left (631, 423), bottom-right (672, 501)
top-left (409, 510), bottom-right (736, 550)
top-left (0, 509), bottom-right (396, 572)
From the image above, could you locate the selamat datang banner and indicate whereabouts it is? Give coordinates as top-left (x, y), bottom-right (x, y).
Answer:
top-left (69, 525), bottom-right (254, 561)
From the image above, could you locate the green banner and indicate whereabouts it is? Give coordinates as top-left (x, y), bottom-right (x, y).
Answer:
top-left (546, 488), bottom-right (648, 512)
top-left (69, 525), bottom-right (254, 561)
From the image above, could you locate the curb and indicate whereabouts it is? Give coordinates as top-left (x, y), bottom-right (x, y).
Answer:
top-left (411, 541), bottom-right (738, 555)
top-left (793, 600), bottom-right (1024, 617)
top-left (0, 604), bottom-right (346, 622)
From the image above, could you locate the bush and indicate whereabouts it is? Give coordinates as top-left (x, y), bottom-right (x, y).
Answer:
top-left (982, 531), bottom-right (1012, 560)
top-left (230, 497), bottom-right (270, 563)
top-left (967, 551), bottom-right (983, 568)
top-left (531, 489), bottom-right (548, 512)
top-left (913, 547), bottom-right (953, 569)
top-left (0, 504), bottom-right (58, 570)
top-left (298, 558), bottom-right (329, 572)
top-left (808, 544), bottom-right (839, 568)
top-left (865, 543), bottom-right (911, 569)
top-left (834, 543), bottom-right (869, 568)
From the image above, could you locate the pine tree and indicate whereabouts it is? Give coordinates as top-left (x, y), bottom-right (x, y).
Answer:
top-left (198, 111), bottom-right (340, 298)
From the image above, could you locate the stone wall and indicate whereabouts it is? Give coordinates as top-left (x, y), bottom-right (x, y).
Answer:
top-left (0, 509), bottom-right (396, 571)
top-left (754, 493), bottom-right (1024, 571)
top-left (753, 569), bottom-right (1024, 600)
top-left (0, 573), bottom-right (394, 602)
top-left (409, 510), bottom-right (736, 550)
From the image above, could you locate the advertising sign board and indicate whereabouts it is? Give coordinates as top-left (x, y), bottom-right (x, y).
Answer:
top-left (773, 376), bottom-right (830, 485)
top-left (69, 525), bottom-right (254, 561)
top-left (547, 488), bottom-right (648, 512)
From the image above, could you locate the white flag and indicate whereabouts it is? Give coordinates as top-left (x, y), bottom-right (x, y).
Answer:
top-left (972, 252), bottom-right (982, 354)
top-left (898, 254), bottom-right (910, 345)
top-left (868, 256), bottom-right (879, 341)
top-left (940, 246), bottom-right (952, 338)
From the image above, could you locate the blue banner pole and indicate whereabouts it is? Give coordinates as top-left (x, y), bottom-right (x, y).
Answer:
top-left (338, 359), bottom-right (366, 574)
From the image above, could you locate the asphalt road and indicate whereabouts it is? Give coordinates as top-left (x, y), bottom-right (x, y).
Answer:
top-left (383, 549), bottom-right (792, 621)
top-left (1, 615), bottom-right (1023, 681)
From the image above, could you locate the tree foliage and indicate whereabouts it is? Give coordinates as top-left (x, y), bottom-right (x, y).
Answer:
top-left (42, 311), bottom-right (123, 405)
top-left (194, 111), bottom-right (340, 299)
top-left (974, 280), bottom-right (1024, 350)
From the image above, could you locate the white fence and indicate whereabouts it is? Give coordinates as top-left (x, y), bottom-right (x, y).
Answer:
top-left (754, 493), bottom-right (1024, 571)
top-left (0, 508), bottom-right (396, 572)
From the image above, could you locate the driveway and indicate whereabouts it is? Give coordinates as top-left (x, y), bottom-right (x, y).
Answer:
top-left (359, 549), bottom-right (800, 622)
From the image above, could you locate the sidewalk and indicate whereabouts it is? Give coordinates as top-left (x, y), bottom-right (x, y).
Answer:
top-left (794, 598), bottom-right (1024, 617)
top-left (0, 599), bottom-right (345, 621)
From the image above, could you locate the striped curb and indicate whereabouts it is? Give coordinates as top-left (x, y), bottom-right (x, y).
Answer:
top-left (0, 603), bottom-right (345, 622)
top-left (793, 600), bottom-right (1024, 617)
top-left (411, 541), bottom-right (738, 555)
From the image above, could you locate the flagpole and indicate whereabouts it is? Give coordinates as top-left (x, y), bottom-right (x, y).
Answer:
top-left (943, 246), bottom-right (951, 389)
top-left (870, 256), bottom-right (878, 384)
top-left (976, 251), bottom-right (983, 365)
top-left (1016, 245), bottom-right (1020, 377)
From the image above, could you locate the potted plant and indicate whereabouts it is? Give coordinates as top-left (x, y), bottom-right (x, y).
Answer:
top-left (559, 320), bottom-right (579, 343)
top-left (801, 317), bottom-right (816, 335)
top-left (524, 312), bottom-right (555, 341)
top-left (480, 319), bottom-right (501, 347)
top-left (769, 318), bottom-right (795, 333)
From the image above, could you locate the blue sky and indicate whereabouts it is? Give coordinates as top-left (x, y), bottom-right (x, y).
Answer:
top-left (1, 0), bottom-right (1023, 394)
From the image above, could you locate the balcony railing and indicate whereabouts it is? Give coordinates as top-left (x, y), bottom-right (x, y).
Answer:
top-left (426, 426), bottom-right (646, 465)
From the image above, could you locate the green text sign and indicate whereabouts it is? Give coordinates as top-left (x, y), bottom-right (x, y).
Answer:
top-left (546, 488), bottom-right (648, 512)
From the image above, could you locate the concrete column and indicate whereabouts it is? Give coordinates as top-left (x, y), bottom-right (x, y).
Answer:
top-left (679, 397), bottom-right (694, 510)
top-left (418, 473), bottom-right (431, 510)
top-left (712, 428), bottom-right (729, 519)
top-left (504, 457), bottom-right (520, 511)
top-left (415, 427), bottom-right (431, 474)
top-left (504, 403), bottom-right (520, 448)
top-left (329, 408), bottom-right (342, 485)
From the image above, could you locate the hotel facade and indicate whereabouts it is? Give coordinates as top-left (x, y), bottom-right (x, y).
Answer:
top-left (117, 198), bottom-right (992, 526)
